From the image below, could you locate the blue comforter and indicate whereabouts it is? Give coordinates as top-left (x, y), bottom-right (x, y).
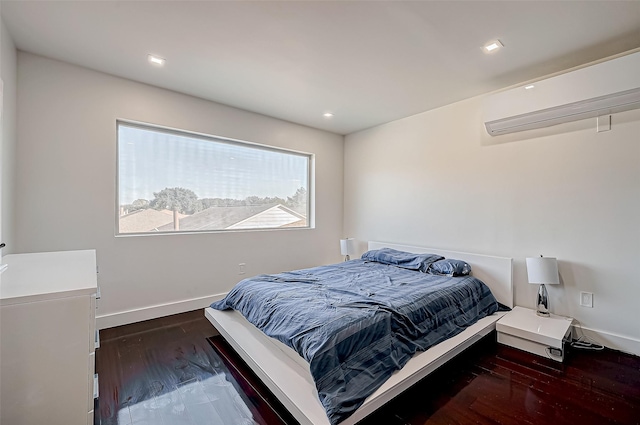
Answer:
top-left (211, 259), bottom-right (499, 424)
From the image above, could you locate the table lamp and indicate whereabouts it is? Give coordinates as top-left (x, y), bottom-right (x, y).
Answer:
top-left (340, 238), bottom-right (356, 262)
top-left (526, 255), bottom-right (559, 317)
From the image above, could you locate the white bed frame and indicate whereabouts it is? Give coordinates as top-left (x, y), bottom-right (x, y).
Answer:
top-left (205, 241), bottom-right (513, 425)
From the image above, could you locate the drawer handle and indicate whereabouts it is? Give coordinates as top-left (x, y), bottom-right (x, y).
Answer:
top-left (93, 374), bottom-right (99, 399)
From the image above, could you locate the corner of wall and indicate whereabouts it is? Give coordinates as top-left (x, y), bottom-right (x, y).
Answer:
top-left (0, 17), bottom-right (18, 255)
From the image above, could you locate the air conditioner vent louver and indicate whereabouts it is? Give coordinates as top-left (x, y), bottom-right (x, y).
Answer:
top-left (484, 52), bottom-right (640, 136)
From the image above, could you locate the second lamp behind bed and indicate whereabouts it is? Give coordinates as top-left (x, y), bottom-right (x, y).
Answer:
top-left (340, 238), bottom-right (356, 261)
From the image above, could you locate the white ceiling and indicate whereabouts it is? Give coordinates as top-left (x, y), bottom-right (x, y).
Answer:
top-left (2, 1), bottom-right (640, 135)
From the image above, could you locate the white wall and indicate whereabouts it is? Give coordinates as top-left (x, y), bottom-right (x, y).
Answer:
top-left (15, 52), bottom-right (344, 328)
top-left (0, 18), bottom-right (17, 256)
top-left (344, 91), bottom-right (640, 354)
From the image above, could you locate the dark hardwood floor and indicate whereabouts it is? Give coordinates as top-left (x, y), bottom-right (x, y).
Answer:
top-left (96, 310), bottom-right (640, 425)
top-left (96, 310), bottom-right (295, 425)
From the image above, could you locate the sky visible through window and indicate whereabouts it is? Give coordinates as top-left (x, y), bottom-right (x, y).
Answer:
top-left (118, 124), bottom-right (309, 205)
top-left (117, 123), bottom-right (310, 234)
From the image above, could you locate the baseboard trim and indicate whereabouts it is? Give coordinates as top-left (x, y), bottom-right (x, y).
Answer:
top-left (97, 292), bottom-right (228, 329)
top-left (572, 324), bottom-right (640, 357)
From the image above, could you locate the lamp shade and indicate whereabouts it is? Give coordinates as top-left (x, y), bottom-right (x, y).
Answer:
top-left (340, 238), bottom-right (356, 256)
top-left (526, 257), bottom-right (559, 285)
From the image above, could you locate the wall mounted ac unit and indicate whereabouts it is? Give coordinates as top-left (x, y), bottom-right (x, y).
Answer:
top-left (484, 51), bottom-right (640, 136)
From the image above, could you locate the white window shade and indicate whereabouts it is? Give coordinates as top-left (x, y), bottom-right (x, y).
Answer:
top-left (117, 121), bottom-right (311, 234)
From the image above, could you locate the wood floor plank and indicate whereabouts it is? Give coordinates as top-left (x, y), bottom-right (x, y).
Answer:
top-left (480, 351), bottom-right (640, 423)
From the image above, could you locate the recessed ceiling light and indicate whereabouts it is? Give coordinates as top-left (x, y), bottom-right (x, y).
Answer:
top-left (525, 85), bottom-right (535, 90)
top-left (147, 54), bottom-right (166, 66)
top-left (483, 40), bottom-right (504, 53)
top-left (323, 112), bottom-right (334, 118)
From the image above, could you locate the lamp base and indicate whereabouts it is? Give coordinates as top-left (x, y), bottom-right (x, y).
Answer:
top-left (536, 283), bottom-right (551, 317)
top-left (344, 255), bottom-right (350, 262)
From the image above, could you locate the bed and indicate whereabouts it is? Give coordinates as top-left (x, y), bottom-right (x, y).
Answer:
top-left (204, 241), bottom-right (513, 425)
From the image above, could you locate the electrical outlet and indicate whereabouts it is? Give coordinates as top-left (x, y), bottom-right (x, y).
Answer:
top-left (238, 263), bottom-right (246, 275)
top-left (580, 291), bottom-right (593, 308)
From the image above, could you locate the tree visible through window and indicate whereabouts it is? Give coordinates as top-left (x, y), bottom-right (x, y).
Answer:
top-left (117, 122), bottom-right (311, 234)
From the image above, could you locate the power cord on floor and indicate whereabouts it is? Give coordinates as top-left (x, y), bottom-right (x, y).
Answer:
top-left (571, 339), bottom-right (604, 351)
top-left (570, 319), bottom-right (604, 351)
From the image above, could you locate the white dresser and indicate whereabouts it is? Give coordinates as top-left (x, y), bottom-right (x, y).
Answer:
top-left (0, 250), bottom-right (99, 425)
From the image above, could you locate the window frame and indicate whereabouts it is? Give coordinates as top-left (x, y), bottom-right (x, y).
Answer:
top-left (115, 119), bottom-right (314, 236)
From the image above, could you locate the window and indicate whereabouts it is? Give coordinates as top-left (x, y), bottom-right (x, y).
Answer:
top-left (117, 122), bottom-right (311, 234)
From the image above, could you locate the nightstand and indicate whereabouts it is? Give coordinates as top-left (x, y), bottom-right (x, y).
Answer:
top-left (496, 306), bottom-right (573, 362)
